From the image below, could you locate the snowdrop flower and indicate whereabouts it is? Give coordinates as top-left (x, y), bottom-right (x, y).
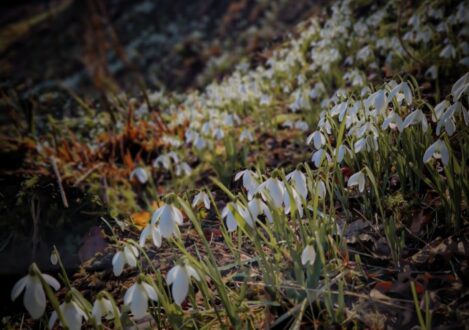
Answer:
top-left (153, 154), bottom-right (172, 170)
top-left (256, 177), bottom-right (285, 208)
top-left (334, 144), bottom-right (351, 163)
top-left (423, 139), bottom-right (450, 166)
top-left (239, 129), bottom-right (254, 142)
top-left (286, 169), bottom-right (308, 199)
top-left (330, 101), bottom-right (348, 121)
top-left (192, 191), bottom-right (211, 209)
top-left (347, 170), bottom-right (366, 193)
top-left (301, 245), bottom-right (317, 266)
top-left (237, 204), bottom-right (256, 228)
top-left (151, 204), bottom-right (183, 239)
top-left (435, 102), bottom-right (462, 136)
top-left (130, 167), bottom-right (148, 184)
top-left (425, 65), bottom-right (438, 80)
top-left (124, 278), bottom-right (158, 319)
top-left (139, 223), bottom-right (162, 248)
top-left (354, 135), bottom-right (379, 153)
top-left (222, 203), bottom-right (238, 232)
top-left (92, 295), bottom-right (119, 325)
top-left (403, 109), bottom-right (429, 132)
top-left (50, 249), bottom-right (59, 266)
top-left (194, 135), bottom-right (206, 150)
top-left (260, 94), bottom-right (271, 105)
top-left (306, 131), bottom-right (326, 149)
top-left (11, 264), bottom-right (60, 319)
top-left (382, 111), bottom-right (404, 132)
top-left (112, 243), bottom-right (139, 276)
top-left (213, 127), bottom-right (225, 140)
top-left (175, 162), bottom-right (192, 176)
top-left (439, 44), bottom-right (457, 59)
top-left (49, 298), bottom-right (88, 330)
top-left (284, 187), bottom-right (304, 217)
top-left (388, 82), bottom-right (412, 106)
top-left (314, 180), bottom-right (327, 199)
top-left (371, 89), bottom-right (388, 115)
top-left (432, 100), bottom-right (450, 122)
top-left (311, 149), bottom-right (331, 168)
top-left (246, 196), bottom-right (273, 223)
top-left (234, 169), bottom-right (259, 198)
top-left (451, 72), bottom-right (469, 101)
top-left (167, 263), bottom-right (200, 305)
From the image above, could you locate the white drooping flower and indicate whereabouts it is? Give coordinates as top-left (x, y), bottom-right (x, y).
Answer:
top-left (347, 170), bottom-right (366, 193)
top-left (130, 167), bottom-right (149, 184)
top-left (432, 100), bottom-right (450, 122)
top-left (314, 180), bottom-right (327, 199)
top-left (167, 263), bottom-right (200, 305)
top-left (247, 197), bottom-right (272, 223)
top-left (311, 149), bottom-right (331, 168)
top-left (175, 162), bottom-right (192, 177)
top-left (139, 223), bottom-right (162, 248)
top-left (192, 191), bottom-right (211, 210)
top-left (234, 169), bottom-right (259, 198)
top-left (256, 177), bottom-right (285, 208)
top-left (301, 245), bottom-right (317, 265)
top-left (335, 144), bottom-right (351, 163)
top-left (50, 249), bottom-right (59, 266)
top-left (439, 44), bottom-right (456, 59)
top-left (306, 131), bottom-right (326, 149)
top-left (286, 169), bottom-right (308, 199)
top-left (423, 139), bottom-right (450, 166)
top-left (124, 279), bottom-right (158, 319)
top-left (354, 135), bottom-right (379, 153)
top-left (237, 203), bottom-right (256, 228)
top-left (194, 135), bottom-right (206, 150)
top-left (151, 204), bottom-right (184, 239)
top-left (112, 243), bottom-right (139, 276)
top-left (11, 266), bottom-right (60, 319)
top-left (222, 203), bottom-right (238, 232)
top-left (92, 296), bottom-right (119, 325)
top-left (49, 299), bottom-right (88, 330)
top-left (382, 111), bottom-right (404, 132)
top-left (371, 89), bottom-right (388, 115)
top-left (403, 109), bottom-right (428, 132)
top-left (435, 102), bottom-right (462, 136)
top-left (388, 82), bottom-right (412, 106)
top-left (284, 187), bottom-right (304, 217)
top-left (451, 72), bottom-right (469, 100)
top-left (239, 129), bottom-right (254, 142)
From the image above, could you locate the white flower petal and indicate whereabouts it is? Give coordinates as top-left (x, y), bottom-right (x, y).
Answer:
top-left (124, 284), bottom-right (136, 305)
top-left (11, 276), bottom-right (27, 301)
top-left (172, 269), bottom-right (189, 305)
top-left (186, 266), bottom-right (200, 281)
top-left (42, 274), bottom-right (60, 291)
top-left (167, 265), bottom-right (180, 285)
top-left (112, 252), bottom-right (124, 277)
top-left (130, 285), bottom-right (148, 319)
top-left (142, 282), bottom-right (158, 302)
top-left (152, 226), bottom-right (162, 248)
top-left (49, 311), bottom-right (58, 329)
top-left (301, 245), bottom-right (317, 266)
top-left (24, 277), bottom-right (46, 319)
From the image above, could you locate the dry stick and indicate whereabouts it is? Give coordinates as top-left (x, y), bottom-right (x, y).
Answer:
top-left (73, 163), bottom-right (105, 187)
top-left (31, 198), bottom-right (40, 262)
top-left (397, 0), bottom-right (424, 67)
top-left (50, 157), bottom-right (69, 208)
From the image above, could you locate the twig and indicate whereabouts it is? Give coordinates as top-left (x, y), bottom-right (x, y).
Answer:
top-left (73, 163), bottom-right (105, 187)
top-left (31, 198), bottom-right (40, 262)
top-left (50, 157), bottom-right (69, 208)
top-left (396, 0), bottom-right (424, 67)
